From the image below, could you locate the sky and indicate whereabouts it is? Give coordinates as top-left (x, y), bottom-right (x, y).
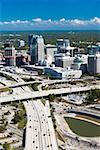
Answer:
top-left (0, 0), bottom-right (100, 30)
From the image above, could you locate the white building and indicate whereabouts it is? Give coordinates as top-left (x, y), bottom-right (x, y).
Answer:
top-left (45, 44), bottom-right (57, 63)
top-left (71, 54), bottom-right (88, 73)
top-left (44, 67), bottom-right (82, 79)
top-left (42, 55), bottom-right (53, 66)
top-left (55, 53), bottom-right (74, 68)
top-left (18, 40), bottom-right (25, 47)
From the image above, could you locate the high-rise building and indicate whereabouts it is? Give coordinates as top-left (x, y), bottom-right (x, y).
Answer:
top-left (56, 39), bottom-right (70, 53)
top-left (88, 53), bottom-right (100, 74)
top-left (4, 46), bottom-right (16, 66)
top-left (29, 35), bottom-right (45, 64)
top-left (56, 39), bottom-right (77, 56)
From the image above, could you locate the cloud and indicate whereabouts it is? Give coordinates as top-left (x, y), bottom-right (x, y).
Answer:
top-left (3, 21), bottom-right (10, 25)
top-left (60, 18), bottom-right (66, 22)
top-left (11, 20), bottom-right (29, 24)
top-left (70, 19), bottom-right (86, 26)
top-left (0, 17), bottom-right (100, 30)
top-left (32, 18), bottom-right (42, 23)
top-left (90, 17), bottom-right (100, 24)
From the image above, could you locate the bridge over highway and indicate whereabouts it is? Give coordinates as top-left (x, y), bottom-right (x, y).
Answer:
top-left (1, 70), bottom-right (99, 89)
top-left (0, 85), bottom-right (100, 103)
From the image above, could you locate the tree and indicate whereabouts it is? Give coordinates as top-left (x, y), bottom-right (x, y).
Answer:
top-left (86, 89), bottom-right (100, 104)
top-left (37, 70), bottom-right (43, 76)
top-left (3, 142), bottom-right (11, 150)
top-left (0, 125), bottom-right (6, 132)
top-left (48, 94), bottom-right (56, 101)
top-left (31, 83), bottom-right (39, 91)
top-left (13, 108), bottom-right (27, 129)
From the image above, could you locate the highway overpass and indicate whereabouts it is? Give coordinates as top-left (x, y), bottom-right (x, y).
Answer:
top-left (0, 85), bottom-right (100, 103)
top-left (1, 70), bottom-right (99, 89)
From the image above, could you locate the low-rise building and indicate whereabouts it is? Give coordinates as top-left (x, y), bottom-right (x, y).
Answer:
top-left (18, 39), bottom-right (25, 47)
top-left (55, 53), bottom-right (74, 68)
top-left (16, 51), bottom-right (30, 67)
top-left (87, 45), bottom-right (100, 55)
top-left (4, 46), bottom-right (16, 66)
top-left (71, 54), bottom-right (88, 73)
top-left (44, 67), bottom-right (82, 79)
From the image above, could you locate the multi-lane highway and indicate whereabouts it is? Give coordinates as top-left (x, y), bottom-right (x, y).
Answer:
top-left (0, 71), bottom-right (58, 150)
top-left (0, 84), bottom-right (100, 103)
top-left (24, 100), bottom-right (58, 150)
top-left (1, 70), bottom-right (99, 90)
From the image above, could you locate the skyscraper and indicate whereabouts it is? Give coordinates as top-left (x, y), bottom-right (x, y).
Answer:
top-left (29, 35), bottom-right (45, 64)
top-left (88, 53), bottom-right (100, 74)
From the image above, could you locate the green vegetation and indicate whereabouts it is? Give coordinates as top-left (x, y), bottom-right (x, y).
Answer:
top-left (95, 74), bottom-right (100, 78)
top-left (12, 102), bottom-right (27, 129)
top-left (3, 144), bottom-right (16, 150)
top-left (11, 147), bottom-right (15, 150)
top-left (0, 87), bottom-right (13, 93)
top-left (18, 102), bottom-right (25, 110)
top-left (31, 83), bottom-right (40, 91)
top-left (1, 31), bottom-right (100, 47)
top-left (13, 109), bottom-right (27, 129)
top-left (10, 102), bottom-right (18, 108)
top-left (86, 89), bottom-right (100, 104)
top-left (0, 125), bottom-right (6, 133)
top-left (17, 118), bottom-right (27, 129)
top-left (0, 119), bottom-right (8, 132)
top-left (65, 117), bottom-right (100, 137)
top-left (48, 94), bottom-right (56, 101)
top-left (41, 98), bottom-right (46, 105)
top-left (11, 101), bottom-right (25, 109)
top-left (37, 70), bottom-right (43, 76)
top-left (3, 142), bottom-right (11, 150)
